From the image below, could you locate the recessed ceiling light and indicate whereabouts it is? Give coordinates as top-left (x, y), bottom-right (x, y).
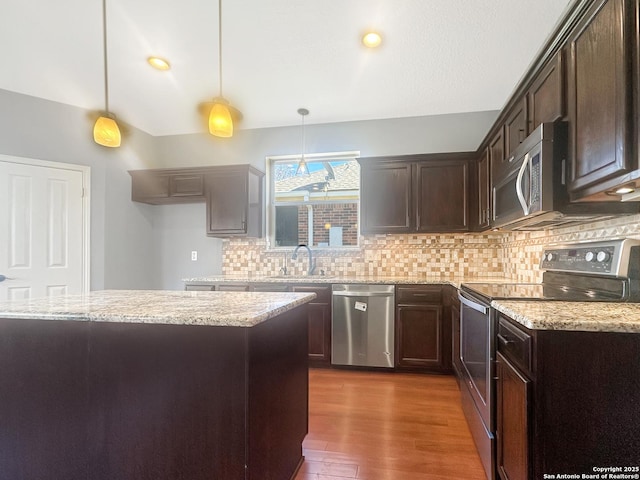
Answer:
top-left (615, 186), bottom-right (635, 194)
top-left (147, 56), bottom-right (171, 71)
top-left (362, 32), bottom-right (382, 48)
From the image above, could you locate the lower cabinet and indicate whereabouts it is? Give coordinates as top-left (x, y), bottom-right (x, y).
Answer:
top-left (496, 351), bottom-right (530, 480)
top-left (184, 282), bottom-right (331, 365)
top-left (291, 285), bottom-right (332, 367)
top-left (450, 289), bottom-right (462, 382)
top-left (496, 312), bottom-right (640, 478)
top-left (395, 285), bottom-right (451, 373)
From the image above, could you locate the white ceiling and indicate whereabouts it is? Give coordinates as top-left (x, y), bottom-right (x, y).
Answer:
top-left (0, 0), bottom-right (573, 137)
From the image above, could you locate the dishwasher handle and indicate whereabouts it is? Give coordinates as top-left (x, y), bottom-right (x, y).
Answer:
top-left (332, 291), bottom-right (394, 298)
top-left (458, 292), bottom-right (489, 315)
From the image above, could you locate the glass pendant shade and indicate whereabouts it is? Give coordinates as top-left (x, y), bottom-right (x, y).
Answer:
top-left (93, 115), bottom-right (121, 147)
top-left (209, 99), bottom-right (233, 138)
top-left (295, 156), bottom-right (309, 176)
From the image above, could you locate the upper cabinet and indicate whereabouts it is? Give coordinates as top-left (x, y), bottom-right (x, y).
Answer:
top-left (504, 98), bottom-right (528, 162)
top-left (129, 165), bottom-right (264, 238)
top-left (476, 147), bottom-right (491, 230)
top-left (359, 159), bottom-right (413, 234)
top-left (416, 159), bottom-right (470, 232)
top-left (476, 0), bottom-right (640, 208)
top-left (359, 153), bottom-right (474, 234)
top-left (205, 165), bottom-right (264, 237)
top-left (130, 169), bottom-right (206, 204)
top-left (566, 0), bottom-right (637, 200)
top-left (527, 51), bottom-right (565, 132)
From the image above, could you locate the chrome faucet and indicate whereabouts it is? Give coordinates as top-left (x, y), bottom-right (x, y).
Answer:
top-left (292, 244), bottom-right (316, 275)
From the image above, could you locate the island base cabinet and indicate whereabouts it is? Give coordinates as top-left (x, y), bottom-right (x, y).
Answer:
top-left (0, 307), bottom-right (309, 480)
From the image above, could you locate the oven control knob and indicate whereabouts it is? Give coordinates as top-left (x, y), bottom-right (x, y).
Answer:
top-left (585, 251), bottom-right (596, 262)
top-left (545, 253), bottom-right (556, 262)
top-left (596, 251), bottom-right (610, 263)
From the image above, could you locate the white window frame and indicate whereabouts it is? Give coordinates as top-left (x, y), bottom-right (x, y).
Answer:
top-left (265, 151), bottom-right (361, 250)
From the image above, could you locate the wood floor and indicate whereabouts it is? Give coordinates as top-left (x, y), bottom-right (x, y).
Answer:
top-left (294, 368), bottom-right (487, 480)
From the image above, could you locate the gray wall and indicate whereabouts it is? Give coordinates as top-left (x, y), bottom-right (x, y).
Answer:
top-left (0, 89), bottom-right (498, 290)
top-left (0, 89), bottom-right (159, 290)
top-left (151, 110), bottom-right (499, 289)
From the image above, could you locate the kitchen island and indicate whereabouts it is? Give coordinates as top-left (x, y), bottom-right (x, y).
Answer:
top-left (0, 290), bottom-right (315, 480)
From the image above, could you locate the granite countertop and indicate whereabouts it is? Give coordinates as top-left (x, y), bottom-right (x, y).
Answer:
top-left (492, 300), bottom-right (640, 334)
top-left (183, 274), bottom-right (512, 288)
top-left (0, 290), bottom-right (316, 327)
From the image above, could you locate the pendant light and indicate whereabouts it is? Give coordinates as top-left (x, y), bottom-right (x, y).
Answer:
top-left (295, 108), bottom-right (310, 176)
top-left (208, 0), bottom-right (234, 137)
top-left (93, 0), bottom-right (121, 148)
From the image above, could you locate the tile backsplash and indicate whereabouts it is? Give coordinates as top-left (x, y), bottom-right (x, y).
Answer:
top-left (222, 214), bottom-right (640, 281)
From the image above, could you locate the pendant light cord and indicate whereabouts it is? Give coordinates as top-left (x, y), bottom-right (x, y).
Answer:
top-left (218, 0), bottom-right (223, 97)
top-left (102, 0), bottom-right (110, 113)
top-left (301, 113), bottom-right (306, 161)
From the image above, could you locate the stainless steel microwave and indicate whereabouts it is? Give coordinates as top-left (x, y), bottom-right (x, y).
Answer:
top-left (491, 122), bottom-right (618, 231)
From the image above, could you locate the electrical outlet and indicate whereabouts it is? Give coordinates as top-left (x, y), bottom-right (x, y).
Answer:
top-left (191, 251), bottom-right (198, 261)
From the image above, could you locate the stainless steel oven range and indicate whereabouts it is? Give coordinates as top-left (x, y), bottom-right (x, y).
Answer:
top-left (457, 238), bottom-right (640, 480)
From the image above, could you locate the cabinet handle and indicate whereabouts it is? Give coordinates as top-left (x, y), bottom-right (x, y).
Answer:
top-left (497, 333), bottom-right (515, 345)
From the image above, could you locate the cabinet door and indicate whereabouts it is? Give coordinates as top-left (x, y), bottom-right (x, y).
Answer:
top-left (567, 0), bottom-right (633, 194)
top-left (360, 161), bottom-right (413, 234)
top-left (206, 172), bottom-right (249, 236)
top-left (490, 127), bottom-right (507, 182)
top-left (416, 160), bottom-right (469, 232)
top-left (169, 174), bottom-right (204, 197)
top-left (451, 299), bottom-right (462, 380)
top-left (396, 304), bottom-right (443, 369)
top-left (504, 98), bottom-right (528, 160)
top-left (477, 148), bottom-right (491, 230)
top-left (292, 285), bottom-right (331, 365)
top-left (527, 51), bottom-right (564, 131)
top-left (130, 172), bottom-right (169, 203)
top-left (497, 352), bottom-right (530, 480)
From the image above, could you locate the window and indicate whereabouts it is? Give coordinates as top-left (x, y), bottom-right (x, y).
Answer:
top-left (266, 151), bottom-right (360, 248)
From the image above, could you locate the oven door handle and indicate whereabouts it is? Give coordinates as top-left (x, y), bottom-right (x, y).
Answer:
top-left (515, 152), bottom-right (531, 215)
top-left (458, 292), bottom-right (489, 315)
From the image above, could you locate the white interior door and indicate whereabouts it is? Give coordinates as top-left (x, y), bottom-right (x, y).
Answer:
top-left (0, 156), bottom-right (90, 301)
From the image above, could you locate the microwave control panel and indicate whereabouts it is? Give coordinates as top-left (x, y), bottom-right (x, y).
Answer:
top-left (541, 239), bottom-right (640, 278)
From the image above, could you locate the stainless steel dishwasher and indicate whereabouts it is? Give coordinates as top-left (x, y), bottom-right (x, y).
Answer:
top-left (331, 284), bottom-right (395, 368)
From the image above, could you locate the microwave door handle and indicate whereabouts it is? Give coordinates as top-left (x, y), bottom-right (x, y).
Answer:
top-left (515, 153), bottom-right (530, 215)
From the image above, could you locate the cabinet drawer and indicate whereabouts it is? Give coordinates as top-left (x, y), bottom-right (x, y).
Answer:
top-left (396, 286), bottom-right (442, 304)
top-left (497, 315), bottom-right (532, 374)
top-left (217, 284), bottom-right (250, 292)
top-left (252, 284), bottom-right (290, 292)
top-left (184, 284), bottom-right (214, 291)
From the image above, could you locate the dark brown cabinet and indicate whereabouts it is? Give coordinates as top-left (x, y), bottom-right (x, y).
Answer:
top-left (291, 285), bottom-right (332, 366)
top-left (395, 285), bottom-right (450, 372)
top-left (450, 290), bottom-right (462, 382)
top-left (527, 51), bottom-right (564, 131)
top-left (496, 312), bottom-right (640, 478)
top-left (359, 159), bottom-right (413, 234)
top-left (206, 165), bottom-right (264, 237)
top-left (416, 160), bottom-right (470, 232)
top-left (496, 351), bottom-right (530, 480)
top-left (130, 169), bottom-right (206, 204)
top-left (504, 98), bottom-right (528, 161)
top-left (476, 147), bottom-right (491, 230)
top-left (566, 0), bottom-right (635, 198)
top-left (359, 153), bottom-right (473, 234)
top-left (130, 165), bottom-right (265, 238)
top-left (185, 281), bottom-right (331, 365)
top-left (489, 127), bottom-right (506, 182)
